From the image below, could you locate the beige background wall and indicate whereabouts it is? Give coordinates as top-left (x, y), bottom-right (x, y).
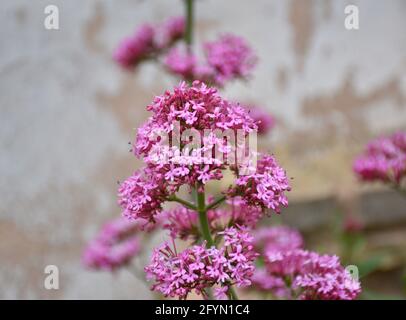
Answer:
top-left (1, 0), bottom-right (405, 298)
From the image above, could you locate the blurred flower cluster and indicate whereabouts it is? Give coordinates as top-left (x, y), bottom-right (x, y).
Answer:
top-left (354, 131), bottom-right (406, 192)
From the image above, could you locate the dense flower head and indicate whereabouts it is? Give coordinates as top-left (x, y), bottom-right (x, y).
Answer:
top-left (159, 199), bottom-right (264, 241)
top-left (114, 17), bottom-right (185, 69)
top-left (353, 131), bottom-right (406, 185)
top-left (261, 249), bottom-right (361, 300)
top-left (144, 227), bottom-right (258, 299)
top-left (228, 154), bottom-right (291, 213)
top-left (119, 80), bottom-right (290, 232)
top-left (204, 34), bottom-right (257, 86)
top-left (118, 166), bottom-right (169, 222)
top-left (135, 81), bottom-right (257, 184)
top-left (82, 218), bottom-right (141, 271)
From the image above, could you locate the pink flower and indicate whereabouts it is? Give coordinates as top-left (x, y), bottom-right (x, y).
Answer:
top-left (204, 34), bottom-right (257, 86)
top-left (118, 166), bottom-right (169, 222)
top-left (144, 227), bottom-right (258, 299)
top-left (113, 24), bottom-right (156, 69)
top-left (82, 218), bottom-right (141, 271)
top-left (113, 17), bottom-right (185, 69)
top-left (353, 131), bottom-right (406, 185)
top-left (263, 249), bottom-right (361, 300)
top-left (228, 154), bottom-right (291, 213)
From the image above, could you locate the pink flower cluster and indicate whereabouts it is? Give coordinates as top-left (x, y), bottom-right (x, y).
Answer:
top-left (353, 131), bottom-right (406, 186)
top-left (262, 249), bottom-right (361, 300)
top-left (144, 227), bottom-right (258, 299)
top-left (82, 218), bottom-right (141, 271)
top-left (113, 17), bottom-right (185, 69)
top-left (159, 198), bottom-right (263, 241)
top-left (164, 34), bottom-right (257, 87)
top-left (204, 34), bottom-right (257, 86)
top-left (119, 81), bottom-right (275, 223)
top-left (228, 154), bottom-right (291, 213)
top-left (118, 166), bottom-right (169, 223)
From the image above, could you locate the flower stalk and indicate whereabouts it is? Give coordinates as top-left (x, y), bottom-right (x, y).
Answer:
top-left (196, 188), bottom-right (214, 247)
top-left (184, 0), bottom-right (194, 48)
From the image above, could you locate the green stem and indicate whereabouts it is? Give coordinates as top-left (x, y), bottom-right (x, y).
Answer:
top-left (167, 195), bottom-right (197, 210)
top-left (205, 195), bottom-right (226, 211)
top-left (197, 189), bottom-right (214, 247)
top-left (228, 286), bottom-right (239, 300)
top-left (184, 0), bottom-right (194, 49)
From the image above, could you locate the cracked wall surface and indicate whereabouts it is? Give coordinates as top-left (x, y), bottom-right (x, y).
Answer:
top-left (0, 0), bottom-right (405, 299)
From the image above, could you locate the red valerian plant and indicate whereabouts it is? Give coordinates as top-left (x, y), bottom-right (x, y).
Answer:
top-left (115, 80), bottom-right (290, 299)
top-left (82, 0), bottom-right (362, 300)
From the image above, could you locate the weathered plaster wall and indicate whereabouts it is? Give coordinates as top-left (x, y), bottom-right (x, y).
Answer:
top-left (0, 0), bottom-right (405, 298)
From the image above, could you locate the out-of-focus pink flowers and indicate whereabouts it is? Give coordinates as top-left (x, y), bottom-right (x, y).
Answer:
top-left (163, 47), bottom-right (198, 80)
top-left (247, 106), bottom-right (275, 135)
top-left (204, 34), bottom-right (257, 86)
top-left (113, 17), bottom-right (185, 69)
top-left (254, 226), bottom-right (304, 255)
top-left (262, 249), bottom-right (361, 300)
top-left (228, 154), bottom-right (291, 213)
top-left (163, 34), bottom-right (257, 87)
top-left (353, 131), bottom-right (406, 186)
top-left (144, 227), bottom-right (258, 299)
top-left (82, 218), bottom-right (142, 271)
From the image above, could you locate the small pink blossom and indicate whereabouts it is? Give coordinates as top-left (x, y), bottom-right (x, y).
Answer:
top-left (228, 154), bottom-right (291, 213)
